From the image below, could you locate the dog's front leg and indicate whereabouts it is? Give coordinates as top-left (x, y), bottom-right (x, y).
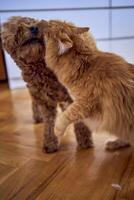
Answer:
top-left (32, 99), bottom-right (43, 123)
top-left (39, 102), bottom-right (59, 153)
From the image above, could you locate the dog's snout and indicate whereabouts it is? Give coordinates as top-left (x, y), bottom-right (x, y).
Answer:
top-left (29, 26), bottom-right (38, 35)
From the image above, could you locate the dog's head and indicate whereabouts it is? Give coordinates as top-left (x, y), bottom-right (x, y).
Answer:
top-left (2, 16), bottom-right (45, 62)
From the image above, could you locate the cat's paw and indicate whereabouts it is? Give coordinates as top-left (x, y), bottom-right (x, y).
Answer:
top-left (54, 115), bottom-right (68, 138)
top-left (106, 139), bottom-right (130, 151)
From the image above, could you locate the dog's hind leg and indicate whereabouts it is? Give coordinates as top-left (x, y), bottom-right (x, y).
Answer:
top-left (39, 102), bottom-right (59, 153)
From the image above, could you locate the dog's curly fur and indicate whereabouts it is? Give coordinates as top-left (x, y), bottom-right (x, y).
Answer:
top-left (2, 16), bottom-right (93, 153)
top-left (42, 19), bottom-right (134, 150)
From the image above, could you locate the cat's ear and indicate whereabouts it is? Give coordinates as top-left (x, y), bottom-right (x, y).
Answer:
top-left (38, 20), bottom-right (50, 33)
top-left (75, 27), bottom-right (89, 34)
top-left (58, 34), bottom-right (73, 55)
top-left (38, 20), bottom-right (49, 29)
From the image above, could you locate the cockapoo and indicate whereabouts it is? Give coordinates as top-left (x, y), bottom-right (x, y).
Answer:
top-left (2, 17), bottom-right (93, 153)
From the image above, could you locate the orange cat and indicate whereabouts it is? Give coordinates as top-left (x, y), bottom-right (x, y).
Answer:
top-left (40, 20), bottom-right (134, 150)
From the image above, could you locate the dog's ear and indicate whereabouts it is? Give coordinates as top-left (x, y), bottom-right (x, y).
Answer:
top-left (58, 33), bottom-right (73, 55)
top-left (16, 24), bottom-right (24, 34)
top-left (75, 27), bottom-right (89, 34)
top-left (17, 23), bottom-right (29, 32)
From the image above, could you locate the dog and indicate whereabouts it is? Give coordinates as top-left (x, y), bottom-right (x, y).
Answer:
top-left (2, 16), bottom-right (93, 153)
top-left (40, 19), bottom-right (134, 150)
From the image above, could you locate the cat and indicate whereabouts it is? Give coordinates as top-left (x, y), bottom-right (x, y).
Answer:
top-left (39, 19), bottom-right (134, 150)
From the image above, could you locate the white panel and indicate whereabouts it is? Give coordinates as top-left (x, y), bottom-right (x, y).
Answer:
top-left (112, 0), bottom-right (134, 6)
top-left (97, 41), bottom-right (110, 52)
top-left (1, 10), bottom-right (109, 39)
top-left (9, 79), bottom-right (26, 89)
top-left (4, 52), bottom-right (21, 78)
top-left (110, 39), bottom-right (134, 63)
top-left (4, 52), bottom-right (26, 89)
top-left (112, 9), bottom-right (134, 37)
top-left (0, 0), bottom-right (109, 10)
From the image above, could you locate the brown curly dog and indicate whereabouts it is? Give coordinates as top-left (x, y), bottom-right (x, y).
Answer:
top-left (2, 16), bottom-right (93, 153)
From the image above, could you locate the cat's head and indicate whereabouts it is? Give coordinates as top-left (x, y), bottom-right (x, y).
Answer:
top-left (39, 19), bottom-right (90, 55)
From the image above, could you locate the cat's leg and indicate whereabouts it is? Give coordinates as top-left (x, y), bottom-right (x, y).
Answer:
top-left (105, 139), bottom-right (130, 151)
top-left (59, 93), bottom-right (73, 112)
top-left (59, 101), bottom-right (71, 111)
top-left (74, 122), bottom-right (93, 148)
top-left (32, 99), bottom-right (43, 123)
top-left (39, 102), bottom-right (59, 153)
top-left (54, 101), bottom-right (91, 143)
top-left (59, 97), bottom-right (93, 148)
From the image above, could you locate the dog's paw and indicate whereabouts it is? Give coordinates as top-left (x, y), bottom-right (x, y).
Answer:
top-left (78, 138), bottom-right (94, 149)
top-left (43, 138), bottom-right (59, 153)
top-left (33, 115), bottom-right (43, 124)
top-left (105, 139), bottom-right (130, 151)
top-left (34, 117), bottom-right (43, 124)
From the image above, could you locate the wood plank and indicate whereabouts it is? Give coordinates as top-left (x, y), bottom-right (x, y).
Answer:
top-left (115, 152), bottom-right (134, 199)
top-left (0, 163), bottom-right (15, 184)
top-left (0, 82), bottom-right (134, 200)
top-left (36, 148), bottom-right (134, 200)
top-left (0, 155), bottom-right (70, 200)
top-left (0, 142), bottom-right (30, 167)
top-left (0, 140), bottom-right (55, 165)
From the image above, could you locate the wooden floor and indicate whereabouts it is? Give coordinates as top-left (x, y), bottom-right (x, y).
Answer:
top-left (0, 84), bottom-right (134, 200)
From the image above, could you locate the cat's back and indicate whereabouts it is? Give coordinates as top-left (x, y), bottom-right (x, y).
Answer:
top-left (92, 51), bottom-right (133, 80)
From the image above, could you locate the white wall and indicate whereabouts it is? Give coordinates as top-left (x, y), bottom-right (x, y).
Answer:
top-left (0, 0), bottom-right (134, 88)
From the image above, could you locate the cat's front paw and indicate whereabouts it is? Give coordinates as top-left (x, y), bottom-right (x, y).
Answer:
top-left (54, 116), bottom-right (67, 138)
top-left (54, 124), bottom-right (64, 141)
